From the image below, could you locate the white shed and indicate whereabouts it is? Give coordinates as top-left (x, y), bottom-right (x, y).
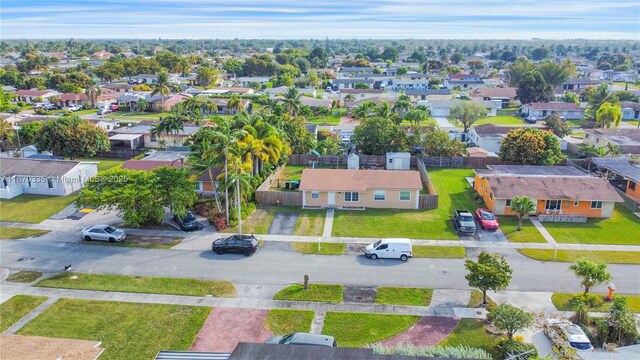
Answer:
top-left (347, 153), bottom-right (360, 170)
top-left (386, 152), bottom-right (411, 170)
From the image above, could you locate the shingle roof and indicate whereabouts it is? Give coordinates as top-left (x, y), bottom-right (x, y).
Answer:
top-left (299, 169), bottom-right (422, 192)
top-left (0, 334), bottom-right (104, 360)
top-left (524, 102), bottom-right (583, 110)
top-left (471, 87), bottom-right (517, 99)
top-left (0, 158), bottom-right (80, 177)
top-left (620, 101), bottom-right (640, 111)
top-left (121, 160), bottom-right (183, 171)
top-left (471, 124), bottom-right (514, 136)
top-left (592, 157), bottom-right (640, 183)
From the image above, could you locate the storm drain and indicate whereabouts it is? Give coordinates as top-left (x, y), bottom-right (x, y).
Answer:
top-left (343, 286), bottom-right (377, 303)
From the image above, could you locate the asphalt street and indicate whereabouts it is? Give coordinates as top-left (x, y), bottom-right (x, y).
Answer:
top-left (1, 239), bottom-right (639, 294)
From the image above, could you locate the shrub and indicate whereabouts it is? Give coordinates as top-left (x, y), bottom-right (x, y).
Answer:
top-left (572, 301), bottom-right (591, 326)
top-left (229, 201), bottom-right (256, 227)
top-left (572, 293), bottom-right (603, 308)
top-left (372, 343), bottom-right (492, 360)
top-left (493, 339), bottom-right (537, 360)
top-left (17, 101), bottom-right (26, 107)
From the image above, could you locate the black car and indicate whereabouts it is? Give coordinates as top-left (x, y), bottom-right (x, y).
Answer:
top-left (174, 210), bottom-right (199, 231)
top-left (212, 235), bottom-right (259, 256)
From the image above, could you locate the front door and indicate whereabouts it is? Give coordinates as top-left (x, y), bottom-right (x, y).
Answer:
top-left (327, 192), bottom-right (335, 206)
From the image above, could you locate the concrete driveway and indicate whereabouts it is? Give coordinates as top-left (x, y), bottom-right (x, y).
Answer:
top-left (267, 213), bottom-right (298, 235)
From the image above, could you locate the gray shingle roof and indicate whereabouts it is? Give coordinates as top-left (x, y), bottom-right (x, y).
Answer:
top-left (0, 158), bottom-right (80, 177)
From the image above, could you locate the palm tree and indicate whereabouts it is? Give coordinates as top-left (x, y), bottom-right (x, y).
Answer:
top-left (227, 95), bottom-right (243, 114)
top-left (181, 96), bottom-right (202, 114)
top-left (511, 196), bottom-right (536, 231)
top-left (150, 122), bottom-right (165, 147)
top-left (605, 143), bottom-right (622, 157)
top-left (279, 87), bottom-right (302, 116)
top-left (188, 139), bottom-right (223, 213)
top-left (375, 102), bottom-right (393, 118)
top-left (161, 113), bottom-right (185, 145)
top-left (86, 83), bottom-right (101, 108)
top-left (0, 118), bottom-right (14, 144)
top-left (353, 101), bottom-right (375, 121)
top-left (596, 101), bottom-right (622, 129)
top-left (344, 94), bottom-right (355, 102)
top-left (224, 139), bottom-right (253, 234)
top-left (151, 71), bottom-right (172, 112)
top-left (569, 259), bottom-right (612, 294)
top-left (136, 98), bottom-right (149, 113)
top-left (393, 98), bottom-right (411, 116)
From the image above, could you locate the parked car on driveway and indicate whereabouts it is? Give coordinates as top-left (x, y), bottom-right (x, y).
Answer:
top-left (67, 105), bottom-right (82, 112)
top-left (212, 235), bottom-right (259, 256)
top-left (265, 332), bottom-right (337, 347)
top-left (109, 103), bottom-right (120, 112)
top-left (525, 116), bottom-right (538, 124)
top-left (454, 209), bottom-right (476, 235)
top-left (81, 225), bottom-right (126, 242)
top-left (97, 107), bottom-right (112, 115)
top-left (365, 238), bottom-right (412, 261)
top-left (173, 210), bottom-right (199, 231)
top-left (543, 320), bottom-right (594, 352)
top-left (43, 104), bottom-right (59, 110)
top-left (475, 208), bottom-right (499, 230)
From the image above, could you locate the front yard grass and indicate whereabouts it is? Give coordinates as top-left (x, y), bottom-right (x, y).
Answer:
top-left (224, 206), bottom-right (326, 236)
top-left (412, 245), bottom-right (467, 258)
top-left (293, 209), bottom-right (326, 236)
top-left (552, 293), bottom-right (640, 313)
top-left (468, 290), bottom-right (495, 307)
top-left (439, 318), bottom-right (501, 353)
top-left (0, 194), bottom-right (77, 223)
top-left (543, 205), bottom-right (640, 245)
top-left (6, 271), bottom-right (43, 283)
top-left (0, 227), bottom-right (50, 239)
top-left (291, 242), bottom-right (345, 255)
top-left (0, 295), bottom-right (48, 332)
top-left (375, 287), bottom-right (433, 306)
top-left (81, 234), bottom-right (184, 249)
top-left (264, 309), bottom-right (314, 334)
top-left (18, 299), bottom-right (210, 360)
top-left (474, 116), bottom-right (523, 126)
top-left (35, 272), bottom-right (236, 297)
top-left (331, 169), bottom-right (475, 240)
top-left (273, 284), bottom-right (343, 303)
top-left (517, 249), bottom-right (640, 264)
top-left (322, 312), bottom-right (420, 347)
top-left (498, 217), bottom-right (547, 243)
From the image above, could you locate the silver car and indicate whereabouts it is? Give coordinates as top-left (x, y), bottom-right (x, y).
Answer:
top-left (81, 225), bottom-right (126, 242)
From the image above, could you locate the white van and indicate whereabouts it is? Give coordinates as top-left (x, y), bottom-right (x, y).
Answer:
top-left (365, 239), bottom-right (412, 261)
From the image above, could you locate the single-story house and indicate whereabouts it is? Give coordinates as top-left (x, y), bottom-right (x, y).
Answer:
top-left (620, 101), bottom-right (640, 120)
top-left (54, 93), bottom-right (90, 108)
top-left (300, 97), bottom-right (332, 109)
top-left (467, 124), bottom-right (514, 153)
top-left (521, 102), bottom-right (585, 119)
top-left (198, 96), bottom-right (251, 114)
top-left (560, 78), bottom-right (602, 91)
top-left (428, 100), bottom-right (497, 117)
top-left (111, 124), bottom-right (200, 149)
top-left (235, 76), bottom-right (271, 87)
top-left (345, 97), bottom-right (397, 115)
top-left (592, 157), bottom-right (640, 203)
top-left (332, 78), bottom-right (374, 90)
top-left (92, 50), bottom-right (114, 59)
top-left (338, 88), bottom-right (383, 101)
top-left (150, 93), bottom-right (192, 112)
top-left (0, 158), bottom-right (98, 199)
top-left (583, 128), bottom-right (640, 154)
top-left (299, 169), bottom-right (422, 209)
top-left (130, 74), bottom-right (158, 84)
top-left (14, 89), bottom-right (58, 104)
top-left (88, 119), bottom-right (119, 131)
top-left (389, 79), bottom-right (431, 91)
top-left (263, 86), bottom-right (316, 99)
top-left (102, 83), bottom-right (135, 93)
top-left (404, 89), bottom-right (452, 102)
top-left (444, 74), bottom-right (484, 90)
top-left (599, 71), bottom-right (639, 83)
top-left (473, 165), bottom-right (623, 218)
top-left (201, 87), bottom-right (254, 96)
top-left (469, 87), bottom-right (517, 108)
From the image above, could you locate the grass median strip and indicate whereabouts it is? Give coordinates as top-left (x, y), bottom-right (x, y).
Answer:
top-left (413, 245), bottom-right (466, 258)
top-left (518, 249), bottom-right (640, 264)
top-left (18, 299), bottom-right (210, 360)
top-left (322, 312), bottom-right (420, 347)
top-left (81, 235), bottom-right (184, 249)
top-left (264, 309), bottom-right (314, 334)
top-left (552, 293), bottom-right (640, 312)
top-left (0, 295), bottom-right (48, 332)
top-left (375, 287), bottom-right (433, 306)
top-left (0, 228), bottom-right (51, 239)
top-left (291, 242), bottom-right (345, 255)
top-left (6, 271), bottom-right (43, 283)
top-left (273, 284), bottom-right (343, 303)
top-left (35, 272), bottom-right (236, 297)
top-left (439, 318), bottom-right (501, 353)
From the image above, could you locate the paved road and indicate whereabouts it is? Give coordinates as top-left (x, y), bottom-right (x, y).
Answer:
top-left (2, 239), bottom-right (639, 294)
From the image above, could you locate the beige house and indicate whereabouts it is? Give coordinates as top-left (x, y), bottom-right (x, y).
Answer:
top-left (299, 169), bottom-right (422, 209)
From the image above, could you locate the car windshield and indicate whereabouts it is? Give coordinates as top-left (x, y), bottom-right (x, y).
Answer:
top-left (280, 334), bottom-right (294, 344)
top-left (481, 213), bottom-right (495, 220)
top-left (570, 342), bottom-right (592, 350)
top-left (372, 240), bottom-right (381, 248)
top-left (104, 226), bottom-right (116, 234)
top-left (184, 212), bottom-right (195, 220)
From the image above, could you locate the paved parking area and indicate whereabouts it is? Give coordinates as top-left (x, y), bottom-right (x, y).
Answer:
top-left (190, 308), bottom-right (273, 352)
top-left (268, 213), bottom-right (298, 235)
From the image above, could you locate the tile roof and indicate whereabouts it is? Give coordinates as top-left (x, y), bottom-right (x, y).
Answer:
top-left (299, 169), bottom-right (422, 192)
top-left (15, 89), bottom-right (54, 97)
top-left (0, 158), bottom-right (80, 177)
top-left (471, 124), bottom-right (515, 136)
top-left (470, 87), bottom-right (517, 99)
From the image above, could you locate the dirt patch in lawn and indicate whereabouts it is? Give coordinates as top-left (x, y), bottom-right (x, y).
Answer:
top-left (379, 316), bottom-right (459, 347)
top-left (190, 308), bottom-right (272, 352)
top-left (343, 286), bottom-right (377, 303)
top-left (82, 235), bottom-right (183, 249)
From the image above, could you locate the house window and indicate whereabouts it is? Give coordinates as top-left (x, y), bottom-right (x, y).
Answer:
top-left (344, 192), bottom-right (359, 202)
top-left (489, 192), bottom-right (493, 200)
top-left (545, 200), bottom-right (562, 210)
top-left (388, 158), bottom-right (393, 164)
top-left (311, 192), bottom-right (319, 199)
top-left (374, 190), bottom-right (386, 201)
top-left (47, 178), bottom-right (54, 189)
top-left (591, 201), bottom-right (603, 209)
top-left (574, 200), bottom-right (579, 206)
top-left (399, 191), bottom-right (411, 201)
top-left (630, 182), bottom-right (637, 191)
top-left (505, 199), bottom-right (512, 207)
top-left (150, 136), bottom-right (157, 143)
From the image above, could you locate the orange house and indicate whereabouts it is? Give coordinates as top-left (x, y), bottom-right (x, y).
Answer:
top-left (473, 165), bottom-right (623, 218)
top-left (592, 157), bottom-right (640, 203)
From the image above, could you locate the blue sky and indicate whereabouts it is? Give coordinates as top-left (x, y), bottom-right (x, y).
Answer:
top-left (2, 0), bottom-right (639, 39)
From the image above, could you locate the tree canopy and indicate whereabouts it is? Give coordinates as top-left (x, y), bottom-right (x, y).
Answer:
top-left (465, 252), bottom-right (513, 306)
top-left (352, 117), bottom-right (409, 155)
top-left (34, 115), bottom-right (109, 159)
top-left (499, 128), bottom-right (563, 165)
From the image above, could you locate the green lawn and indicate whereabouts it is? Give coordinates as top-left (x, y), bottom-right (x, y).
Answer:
top-left (623, 120), bottom-right (639, 127)
top-left (264, 309), bottom-right (314, 335)
top-left (106, 111), bottom-right (172, 121)
top-left (322, 312), bottom-right (420, 347)
top-left (81, 234), bottom-right (183, 249)
top-left (468, 290), bottom-right (495, 307)
top-left (439, 319), bottom-right (501, 354)
top-left (398, 117), bottom-right (437, 127)
top-left (307, 109), bottom-right (345, 125)
top-left (6, 271), bottom-right (43, 283)
top-left (474, 116), bottom-right (523, 126)
top-left (0, 194), bottom-right (78, 223)
top-left (375, 287), bottom-right (433, 306)
top-left (281, 165), bottom-right (306, 181)
top-left (18, 299), bottom-right (210, 360)
top-left (552, 293), bottom-right (640, 313)
top-left (71, 108), bottom-right (100, 115)
top-left (35, 272), bottom-right (236, 297)
top-left (498, 217), bottom-right (547, 243)
top-left (224, 206), bottom-right (325, 236)
top-left (517, 249), bottom-right (640, 264)
top-left (543, 205), bottom-right (640, 245)
top-left (273, 284), bottom-right (343, 303)
top-left (0, 227), bottom-right (50, 239)
top-left (413, 245), bottom-right (467, 258)
top-left (0, 295), bottom-right (48, 332)
top-left (293, 209), bottom-right (327, 236)
top-left (333, 169), bottom-right (475, 240)
top-left (73, 158), bottom-right (125, 173)
top-left (565, 119), bottom-right (590, 127)
top-left (291, 242), bottom-right (345, 255)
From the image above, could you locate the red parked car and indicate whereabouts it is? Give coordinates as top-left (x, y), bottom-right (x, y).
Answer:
top-left (109, 103), bottom-right (120, 112)
top-left (475, 208), bottom-right (499, 230)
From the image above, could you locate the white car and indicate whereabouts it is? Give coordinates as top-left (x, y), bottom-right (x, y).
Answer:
top-left (67, 105), bottom-right (82, 112)
top-left (365, 238), bottom-right (413, 261)
top-left (81, 225), bottom-right (126, 243)
top-left (544, 320), bottom-right (594, 352)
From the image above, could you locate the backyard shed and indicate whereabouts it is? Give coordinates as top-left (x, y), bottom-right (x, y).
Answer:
top-left (347, 153), bottom-right (360, 169)
top-left (386, 152), bottom-right (411, 170)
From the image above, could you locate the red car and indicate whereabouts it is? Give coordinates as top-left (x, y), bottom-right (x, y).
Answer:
top-left (475, 208), bottom-right (499, 230)
top-left (109, 103), bottom-right (120, 112)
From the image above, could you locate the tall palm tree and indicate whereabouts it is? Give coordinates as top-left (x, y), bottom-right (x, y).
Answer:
top-left (353, 101), bottom-right (375, 121)
top-left (86, 83), bottom-right (102, 108)
top-left (224, 139), bottom-right (253, 234)
top-left (596, 101), bottom-right (622, 129)
top-left (227, 95), bottom-right (243, 114)
top-left (393, 98), bottom-right (411, 116)
top-left (375, 102), bottom-right (392, 118)
top-left (161, 113), bottom-right (185, 145)
top-left (150, 122), bottom-right (166, 150)
top-left (188, 139), bottom-right (223, 213)
top-left (569, 259), bottom-right (612, 294)
top-left (510, 196), bottom-right (537, 231)
top-left (151, 71), bottom-right (172, 112)
top-left (279, 87), bottom-right (302, 116)
top-left (0, 118), bottom-right (14, 144)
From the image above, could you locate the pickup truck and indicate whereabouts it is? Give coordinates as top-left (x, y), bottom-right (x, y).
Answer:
top-left (454, 209), bottom-right (476, 235)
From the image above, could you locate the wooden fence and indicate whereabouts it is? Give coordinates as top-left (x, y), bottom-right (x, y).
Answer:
top-left (420, 156), bottom-right (509, 169)
top-left (255, 165), bottom-right (303, 206)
